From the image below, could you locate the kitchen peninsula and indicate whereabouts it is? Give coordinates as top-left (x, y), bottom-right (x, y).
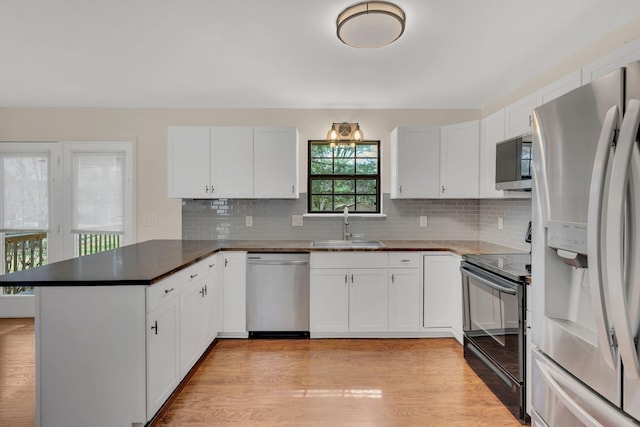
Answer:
top-left (0, 239), bottom-right (521, 427)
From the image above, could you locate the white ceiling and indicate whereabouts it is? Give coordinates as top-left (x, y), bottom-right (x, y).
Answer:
top-left (2, 0), bottom-right (640, 109)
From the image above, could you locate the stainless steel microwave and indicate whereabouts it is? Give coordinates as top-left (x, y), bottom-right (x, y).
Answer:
top-left (495, 135), bottom-right (532, 191)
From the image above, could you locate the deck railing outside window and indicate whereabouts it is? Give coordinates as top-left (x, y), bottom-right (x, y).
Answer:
top-left (2, 232), bottom-right (120, 296)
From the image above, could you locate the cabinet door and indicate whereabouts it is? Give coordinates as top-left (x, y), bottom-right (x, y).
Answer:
top-left (390, 127), bottom-right (440, 199)
top-left (168, 127), bottom-right (211, 198)
top-left (440, 120), bottom-right (480, 198)
top-left (480, 110), bottom-right (506, 198)
top-left (388, 268), bottom-right (420, 332)
top-left (211, 127), bottom-right (254, 198)
top-left (146, 297), bottom-right (179, 418)
top-left (179, 279), bottom-right (202, 378)
top-left (349, 269), bottom-right (388, 332)
top-left (505, 93), bottom-right (536, 138)
top-left (310, 268), bottom-right (349, 332)
top-left (253, 127), bottom-right (298, 198)
top-left (536, 70), bottom-right (582, 106)
top-left (199, 263), bottom-right (219, 350)
top-left (582, 40), bottom-right (640, 83)
top-left (221, 252), bottom-right (247, 334)
top-left (423, 254), bottom-right (461, 329)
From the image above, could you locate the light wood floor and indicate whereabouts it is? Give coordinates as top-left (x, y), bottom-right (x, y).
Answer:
top-left (156, 338), bottom-right (522, 426)
top-left (0, 318), bottom-right (35, 427)
top-left (0, 319), bottom-right (522, 427)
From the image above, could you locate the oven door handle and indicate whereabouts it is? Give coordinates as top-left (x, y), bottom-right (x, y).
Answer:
top-left (461, 267), bottom-right (517, 295)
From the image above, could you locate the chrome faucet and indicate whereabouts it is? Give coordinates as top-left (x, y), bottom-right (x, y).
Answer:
top-left (343, 207), bottom-right (351, 240)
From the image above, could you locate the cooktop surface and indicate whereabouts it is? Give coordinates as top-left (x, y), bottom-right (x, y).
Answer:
top-left (462, 253), bottom-right (531, 282)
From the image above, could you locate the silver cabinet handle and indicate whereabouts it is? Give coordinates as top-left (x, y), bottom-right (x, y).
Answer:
top-left (344, 274), bottom-right (348, 284)
top-left (391, 274), bottom-right (395, 284)
top-left (351, 274), bottom-right (354, 283)
top-left (164, 288), bottom-right (174, 294)
top-left (401, 259), bottom-right (410, 263)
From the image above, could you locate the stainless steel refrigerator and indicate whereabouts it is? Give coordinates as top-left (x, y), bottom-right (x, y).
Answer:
top-left (531, 60), bottom-right (640, 426)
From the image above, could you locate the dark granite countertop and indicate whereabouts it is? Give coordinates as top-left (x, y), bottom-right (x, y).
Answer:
top-left (0, 239), bottom-right (524, 286)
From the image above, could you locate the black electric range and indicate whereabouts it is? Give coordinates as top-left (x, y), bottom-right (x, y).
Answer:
top-left (462, 253), bottom-right (531, 282)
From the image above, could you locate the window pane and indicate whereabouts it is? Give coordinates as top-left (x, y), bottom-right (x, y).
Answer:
top-left (356, 158), bottom-right (378, 175)
top-left (311, 179), bottom-right (333, 194)
top-left (334, 159), bottom-right (355, 174)
top-left (356, 143), bottom-right (378, 158)
top-left (311, 195), bottom-right (333, 211)
top-left (310, 158), bottom-right (332, 175)
top-left (2, 154), bottom-right (49, 231)
top-left (334, 179), bottom-right (355, 194)
top-left (333, 145), bottom-right (355, 159)
top-left (311, 143), bottom-right (332, 158)
top-left (356, 196), bottom-right (377, 212)
top-left (72, 152), bottom-right (124, 233)
top-left (334, 195), bottom-right (355, 211)
top-left (356, 179), bottom-right (377, 194)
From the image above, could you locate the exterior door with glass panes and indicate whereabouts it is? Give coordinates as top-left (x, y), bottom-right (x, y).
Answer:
top-left (0, 143), bottom-right (62, 318)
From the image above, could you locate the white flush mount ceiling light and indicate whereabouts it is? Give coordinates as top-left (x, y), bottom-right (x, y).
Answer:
top-left (337, 1), bottom-right (406, 48)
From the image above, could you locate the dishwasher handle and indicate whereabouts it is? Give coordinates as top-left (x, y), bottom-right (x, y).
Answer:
top-left (247, 258), bottom-right (309, 266)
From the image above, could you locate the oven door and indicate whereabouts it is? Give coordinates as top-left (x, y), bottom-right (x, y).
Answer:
top-left (461, 262), bottom-right (523, 381)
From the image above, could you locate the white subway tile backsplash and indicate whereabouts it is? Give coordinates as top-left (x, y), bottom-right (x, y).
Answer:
top-left (182, 194), bottom-right (532, 251)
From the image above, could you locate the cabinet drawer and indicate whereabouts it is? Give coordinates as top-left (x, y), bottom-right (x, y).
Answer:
top-left (311, 252), bottom-right (388, 269)
top-left (183, 254), bottom-right (218, 286)
top-left (389, 253), bottom-right (419, 268)
top-left (147, 276), bottom-right (179, 313)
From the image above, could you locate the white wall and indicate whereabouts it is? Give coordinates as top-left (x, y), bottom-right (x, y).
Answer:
top-left (0, 108), bottom-right (478, 241)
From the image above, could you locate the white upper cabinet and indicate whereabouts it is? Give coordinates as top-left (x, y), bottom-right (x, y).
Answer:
top-left (505, 93), bottom-right (537, 138)
top-left (168, 127), bottom-right (211, 198)
top-left (168, 126), bottom-right (299, 199)
top-left (211, 127), bottom-right (254, 198)
top-left (390, 126), bottom-right (441, 199)
top-left (582, 40), bottom-right (640, 83)
top-left (253, 127), bottom-right (299, 199)
top-left (480, 109), bottom-right (505, 198)
top-left (536, 70), bottom-right (582, 107)
top-left (439, 120), bottom-right (480, 198)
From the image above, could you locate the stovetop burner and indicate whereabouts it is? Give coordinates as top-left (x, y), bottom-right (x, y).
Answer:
top-left (462, 253), bottom-right (531, 282)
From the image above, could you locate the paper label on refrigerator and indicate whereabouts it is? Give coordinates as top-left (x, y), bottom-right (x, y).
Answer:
top-left (547, 221), bottom-right (588, 254)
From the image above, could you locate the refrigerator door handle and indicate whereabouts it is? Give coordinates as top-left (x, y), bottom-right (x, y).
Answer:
top-left (606, 98), bottom-right (640, 379)
top-left (627, 141), bottom-right (640, 335)
top-left (536, 354), bottom-right (605, 427)
top-left (587, 105), bottom-right (619, 368)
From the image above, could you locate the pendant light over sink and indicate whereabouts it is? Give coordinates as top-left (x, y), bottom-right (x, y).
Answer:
top-left (327, 122), bottom-right (364, 145)
top-left (336, 1), bottom-right (406, 48)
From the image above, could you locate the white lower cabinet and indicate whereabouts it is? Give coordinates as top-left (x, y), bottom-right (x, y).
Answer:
top-left (178, 255), bottom-right (219, 377)
top-left (221, 251), bottom-right (247, 336)
top-left (349, 269), bottom-right (388, 331)
top-left (388, 253), bottom-right (420, 332)
top-left (423, 253), bottom-right (463, 343)
top-left (310, 252), bottom-right (389, 335)
top-left (147, 291), bottom-right (180, 418)
top-left (309, 268), bottom-right (350, 332)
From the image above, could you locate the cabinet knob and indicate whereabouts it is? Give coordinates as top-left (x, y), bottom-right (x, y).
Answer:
top-left (164, 288), bottom-right (174, 294)
top-left (190, 273), bottom-right (198, 279)
top-left (208, 263), bottom-right (215, 268)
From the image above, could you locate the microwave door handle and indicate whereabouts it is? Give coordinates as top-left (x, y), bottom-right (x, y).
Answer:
top-left (587, 104), bottom-right (619, 368)
top-left (606, 99), bottom-right (640, 379)
top-left (460, 268), bottom-right (516, 295)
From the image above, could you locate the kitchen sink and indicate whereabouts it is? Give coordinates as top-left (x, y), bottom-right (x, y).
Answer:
top-left (312, 240), bottom-right (385, 249)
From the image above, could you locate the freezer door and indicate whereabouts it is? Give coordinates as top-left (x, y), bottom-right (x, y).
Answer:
top-left (532, 350), bottom-right (637, 427)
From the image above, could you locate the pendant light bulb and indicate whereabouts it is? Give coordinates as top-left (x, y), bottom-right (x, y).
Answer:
top-left (353, 125), bottom-right (364, 142)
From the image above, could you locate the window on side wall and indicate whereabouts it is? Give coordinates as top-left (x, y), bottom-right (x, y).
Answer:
top-left (307, 140), bottom-right (380, 214)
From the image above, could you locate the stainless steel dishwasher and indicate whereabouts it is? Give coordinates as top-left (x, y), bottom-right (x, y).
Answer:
top-left (246, 253), bottom-right (310, 338)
